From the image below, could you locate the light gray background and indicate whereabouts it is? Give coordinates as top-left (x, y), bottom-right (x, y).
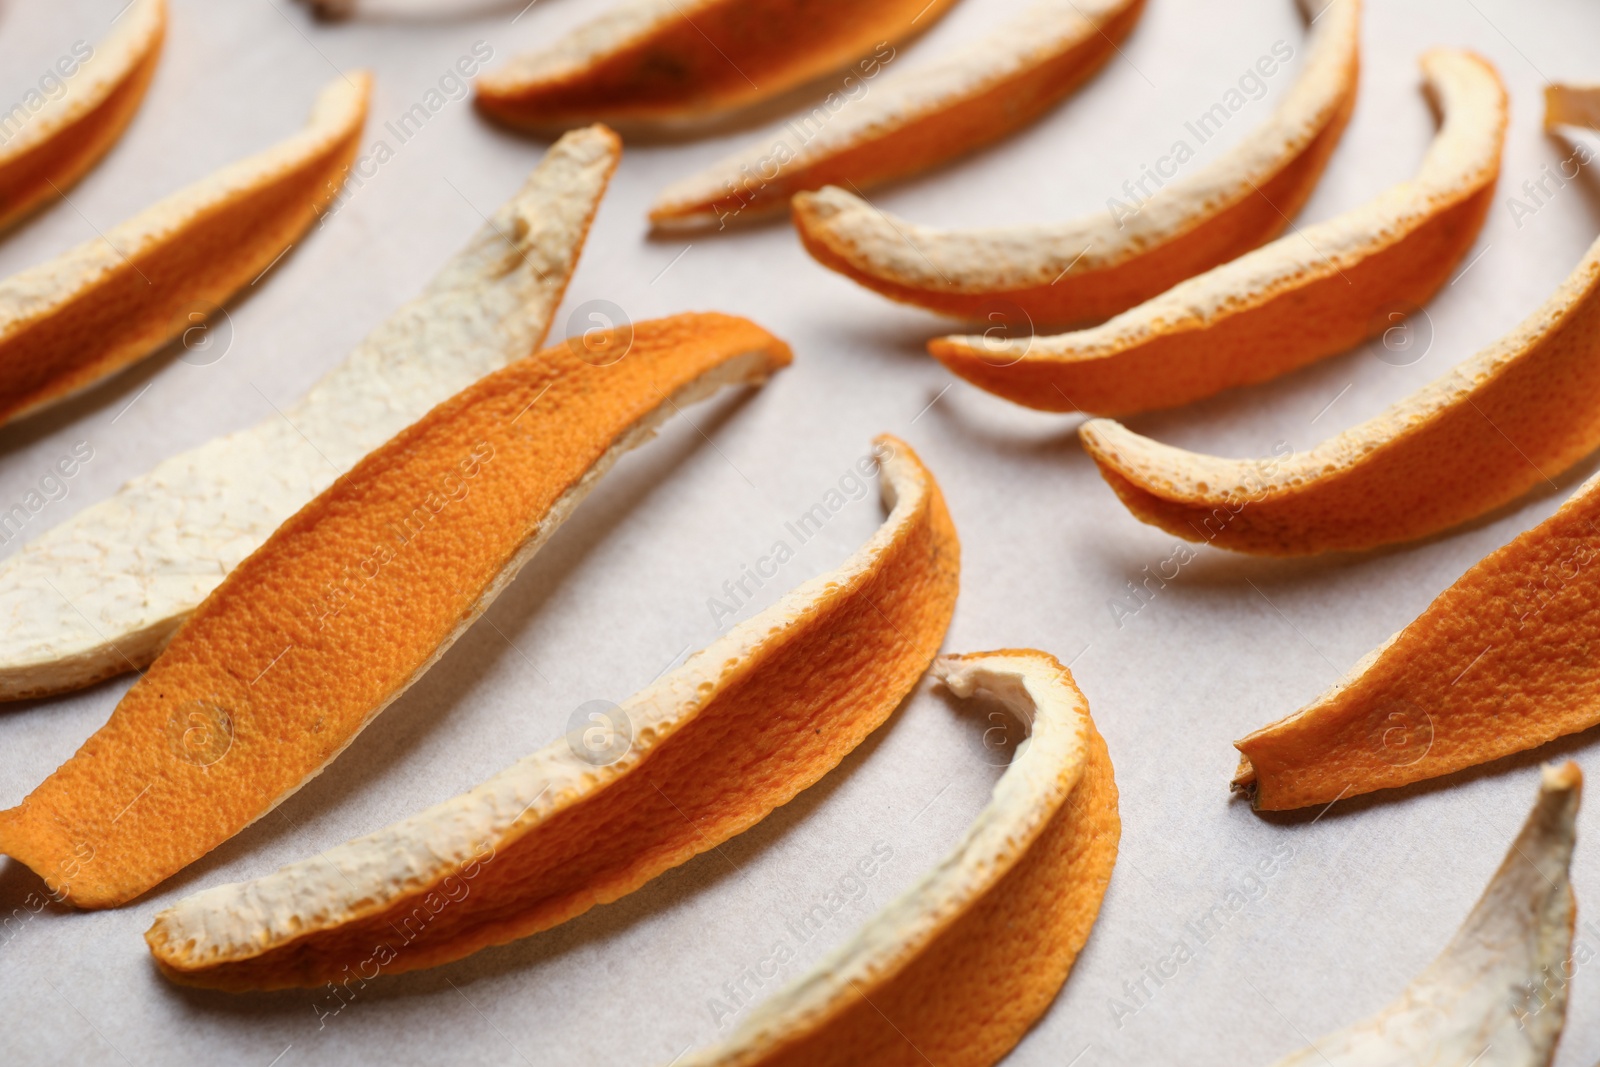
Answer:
top-left (1, 0), bottom-right (1597, 1063)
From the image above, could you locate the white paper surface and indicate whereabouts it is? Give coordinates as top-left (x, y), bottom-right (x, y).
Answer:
top-left (2, 0), bottom-right (1599, 1063)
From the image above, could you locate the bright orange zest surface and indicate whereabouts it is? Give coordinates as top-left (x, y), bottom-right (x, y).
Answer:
top-left (475, 0), bottom-right (955, 132)
top-left (1235, 469), bottom-right (1600, 810)
top-left (145, 433), bottom-right (957, 988)
top-left (0, 0), bottom-right (166, 233)
top-left (0, 313), bottom-right (792, 908)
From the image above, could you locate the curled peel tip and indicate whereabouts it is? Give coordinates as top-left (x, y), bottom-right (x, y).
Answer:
top-left (1542, 760), bottom-right (1582, 794)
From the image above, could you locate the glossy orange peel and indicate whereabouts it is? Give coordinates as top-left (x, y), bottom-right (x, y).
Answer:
top-left (678, 649), bottom-right (1117, 1067)
top-left (0, 71), bottom-right (369, 427)
top-left (0, 0), bottom-right (166, 233)
top-left (0, 312), bottom-right (793, 909)
top-left (475, 0), bottom-right (956, 134)
top-left (1235, 468), bottom-right (1600, 809)
top-left (792, 0), bottom-right (1361, 325)
top-left (650, 0), bottom-right (1147, 230)
top-left (144, 434), bottom-right (958, 986)
top-left (933, 49), bottom-right (1505, 416)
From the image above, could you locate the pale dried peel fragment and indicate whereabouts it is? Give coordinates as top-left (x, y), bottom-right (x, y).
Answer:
top-left (1234, 467), bottom-right (1600, 809)
top-left (677, 649), bottom-right (1117, 1067)
top-left (649, 0), bottom-right (1147, 231)
top-left (1079, 211), bottom-right (1600, 554)
top-left (1544, 83), bottom-right (1600, 131)
top-left (0, 71), bottom-right (369, 428)
top-left (144, 435), bottom-right (958, 984)
top-left (1266, 763), bottom-right (1578, 1066)
top-left (0, 0), bottom-right (166, 233)
top-left (791, 0), bottom-right (1361, 325)
top-left (0, 312), bottom-right (794, 909)
top-left (475, 0), bottom-right (958, 134)
top-left (933, 50), bottom-right (1505, 416)
top-left (0, 125), bottom-right (619, 701)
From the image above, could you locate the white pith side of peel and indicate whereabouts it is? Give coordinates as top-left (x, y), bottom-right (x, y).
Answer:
top-left (0, 0), bottom-right (164, 168)
top-left (1268, 762), bottom-right (1579, 1067)
top-left (943, 50), bottom-right (1504, 367)
top-left (649, 0), bottom-right (1139, 228)
top-left (790, 0), bottom-right (1360, 294)
top-left (677, 650), bottom-right (1090, 1067)
top-left (1077, 226), bottom-right (1600, 505)
top-left (146, 439), bottom-right (926, 969)
top-left (0, 125), bottom-right (619, 699)
top-left (0, 73), bottom-right (369, 416)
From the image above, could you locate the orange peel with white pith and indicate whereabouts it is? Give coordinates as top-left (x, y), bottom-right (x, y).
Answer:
top-left (474, 0), bottom-right (957, 135)
top-left (0, 0), bottom-right (165, 234)
top-left (676, 649), bottom-right (1117, 1067)
top-left (0, 312), bottom-right (794, 910)
top-left (0, 71), bottom-right (369, 427)
top-left (143, 434), bottom-right (959, 987)
top-left (791, 0), bottom-right (1360, 326)
top-left (933, 49), bottom-right (1505, 416)
top-left (1078, 203), bottom-right (1600, 554)
top-left (649, 0), bottom-right (1148, 231)
top-left (1234, 466), bottom-right (1600, 810)
top-left (1266, 763), bottom-right (1578, 1064)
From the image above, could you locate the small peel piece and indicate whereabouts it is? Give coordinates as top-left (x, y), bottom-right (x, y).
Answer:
top-left (0, 71), bottom-right (369, 427)
top-left (649, 0), bottom-right (1148, 231)
top-left (474, 0), bottom-right (957, 134)
top-left (932, 49), bottom-right (1505, 416)
top-left (0, 312), bottom-right (794, 909)
top-left (1235, 469), bottom-right (1600, 810)
top-left (144, 434), bottom-right (958, 985)
top-left (1078, 215), bottom-right (1600, 554)
top-left (676, 649), bottom-right (1117, 1067)
top-left (0, 124), bottom-right (620, 702)
top-left (0, 0), bottom-right (166, 233)
top-left (1266, 763), bottom-right (1578, 1066)
top-left (791, 0), bottom-right (1361, 325)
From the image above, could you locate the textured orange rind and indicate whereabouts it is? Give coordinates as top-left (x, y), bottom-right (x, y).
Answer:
top-left (0, 71), bottom-right (369, 427)
top-left (791, 0), bottom-right (1361, 325)
top-left (676, 649), bottom-right (1117, 1067)
top-left (0, 0), bottom-right (165, 234)
top-left (144, 434), bottom-right (958, 987)
top-left (933, 50), bottom-right (1504, 416)
top-left (649, 0), bottom-right (1147, 230)
top-left (475, 0), bottom-right (957, 134)
top-left (0, 312), bottom-right (792, 909)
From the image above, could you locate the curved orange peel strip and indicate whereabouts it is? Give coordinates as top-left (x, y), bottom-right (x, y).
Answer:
top-left (143, 433), bottom-right (957, 984)
top-left (0, 312), bottom-right (794, 909)
top-left (0, 71), bottom-right (369, 427)
top-left (0, 125), bottom-right (619, 702)
top-left (474, 0), bottom-right (957, 134)
top-left (649, 0), bottom-right (1148, 231)
top-left (1078, 212), bottom-right (1600, 554)
top-left (932, 50), bottom-right (1505, 416)
top-left (676, 649), bottom-right (1117, 1067)
top-left (791, 0), bottom-right (1361, 325)
top-left (0, 0), bottom-right (166, 233)
top-left (1235, 468), bottom-right (1600, 809)
top-left (1267, 763), bottom-right (1577, 1064)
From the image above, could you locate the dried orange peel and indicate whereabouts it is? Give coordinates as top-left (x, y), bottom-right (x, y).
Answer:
top-left (677, 649), bottom-right (1116, 1067)
top-left (1267, 763), bottom-right (1578, 1064)
top-left (0, 0), bottom-right (165, 233)
top-left (475, 0), bottom-right (956, 134)
top-left (792, 0), bottom-right (1361, 325)
top-left (649, 0), bottom-right (1148, 230)
top-left (0, 71), bottom-right (368, 428)
top-left (0, 312), bottom-right (794, 910)
top-left (933, 49), bottom-right (1505, 416)
top-left (0, 125), bottom-right (618, 702)
top-left (143, 433), bottom-right (957, 984)
top-left (1079, 211), bottom-right (1600, 554)
top-left (1235, 468), bottom-right (1600, 809)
